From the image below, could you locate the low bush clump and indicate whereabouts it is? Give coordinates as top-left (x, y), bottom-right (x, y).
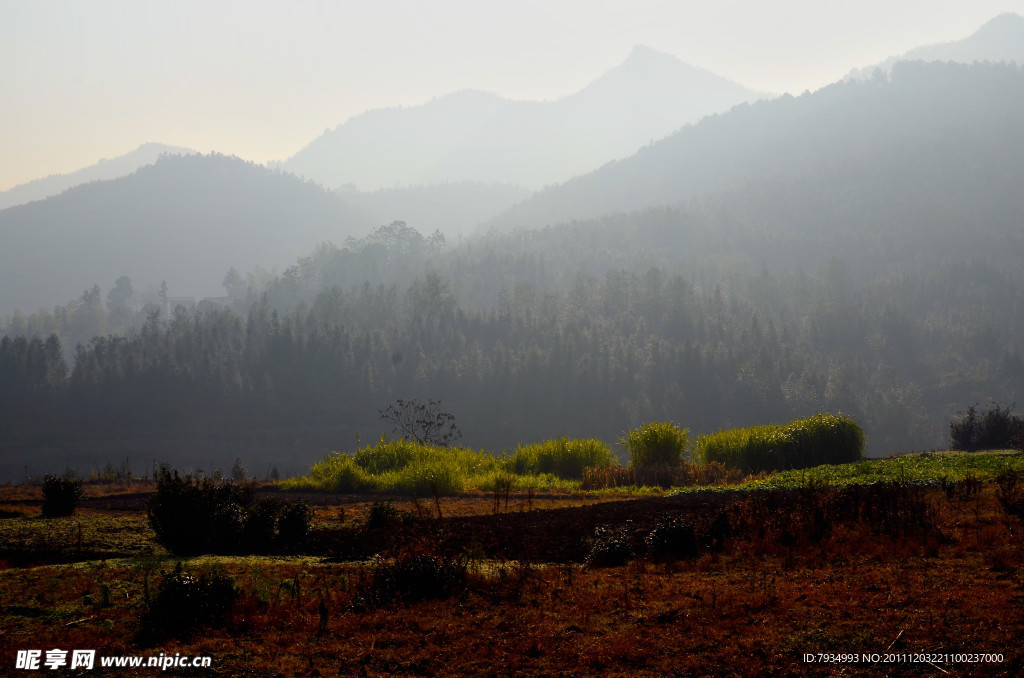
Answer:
top-left (360, 551), bottom-right (466, 607)
top-left (277, 500), bottom-right (312, 547)
top-left (366, 499), bottom-right (409, 529)
top-left (41, 474), bottom-right (84, 517)
top-left (147, 467), bottom-right (310, 555)
top-left (621, 422), bottom-right (689, 470)
top-left (645, 516), bottom-right (699, 561)
top-left (950, 402), bottom-right (1024, 452)
top-left (285, 436), bottom-right (616, 494)
top-left (283, 437), bottom-right (498, 495)
top-left (138, 562), bottom-right (237, 641)
top-left (694, 413), bottom-right (865, 473)
top-left (585, 524), bottom-right (635, 568)
top-left (505, 437), bottom-right (617, 479)
top-left (995, 469), bottom-right (1024, 518)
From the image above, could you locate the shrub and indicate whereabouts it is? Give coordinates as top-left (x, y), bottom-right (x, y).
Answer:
top-left (243, 498), bottom-right (281, 547)
top-left (703, 511), bottom-right (733, 551)
top-left (585, 524), bottom-right (635, 568)
top-left (645, 516), bottom-right (698, 561)
top-left (138, 563), bottom-right (237, 641)
top-left (995, 469), bottom-right (1024, 518)
top-left (286, 438), bottom-right (493, 495)
top-left (41, 474), bottom-right (84, 517)
top-left (621, 422), bottom-right (689, 470)
top-left (362, 552), bottom-right (466, 606)
top-left (277, 500), bottom-right (311, 547)
top-left (366, 499), bottom-right (405, 530)
top-left (507, 437), bottom-right (617, 479)
top-left (950, 403), bottom-right (1024, 452)
top-left (147, 466), bottom-right (309, 555)
top-left (694, 413), bottom-right (865, 473)
top-left (304, 452), bottom-right (371, 493)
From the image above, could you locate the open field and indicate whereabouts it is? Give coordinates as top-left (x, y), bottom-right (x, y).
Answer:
top-left (2, 453), bottom-right (1024, 676)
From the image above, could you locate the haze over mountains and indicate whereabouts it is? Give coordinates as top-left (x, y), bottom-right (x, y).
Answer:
top-left (0, 143), bottom-right (194, 211)
top-left (2, 14), bottom-right (1024, 479)
top-left (845, 12), bottom-right (1024, 80)
top-left (280, 46), bottom-right (767, 191)
top-left (488, 60), bottom-right (1024, 236)
top-left (0, 154), bottom-right (374, 316)
top-left (1, 15), bottom-right (1022, 319)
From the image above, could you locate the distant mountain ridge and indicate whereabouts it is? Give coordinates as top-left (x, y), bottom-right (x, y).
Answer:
top-left (281, 46), bottom-right (767, 191)
top-left (845, 12), bottom-right (1024, 81)
top-left (0, 154), bottom-right (374, 316)
top-left (487, 60), bottom-right (1024, 232)
top-left (0, 143), bottom-right (195, 210)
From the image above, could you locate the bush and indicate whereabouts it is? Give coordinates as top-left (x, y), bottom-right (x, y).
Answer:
top-left (138, 563), bottom-right (237, 641)
top-left (645, 516), bottom-right (699, 561)
top-left (694, 413), bottom-right (865, 473)
top-left (286, 438), bottom-right (493, 495)
top-left (41, 474), bottom-right (84, 517)
top-left (585, 524), bottom-right (635, 568)
top-left (995, 469), bottom-right (1024, 518)
top-left (147, 466), bottom-right (310, 555)
top-left (362, 552), bottom-right (466, 606)
top-left (621, 422), bottom-right (689, 470)
top-left (366, 499), bottom-right (406, 530)
top-left (506, 437), bottom-right (617, 479)
top-left (950, 403), bottom-right (1024, 452)
top-left (277, 500), bottom-right (311, 547)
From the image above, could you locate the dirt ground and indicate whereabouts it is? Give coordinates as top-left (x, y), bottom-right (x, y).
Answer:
top-left (1, 481), bottom-right (1023, 676)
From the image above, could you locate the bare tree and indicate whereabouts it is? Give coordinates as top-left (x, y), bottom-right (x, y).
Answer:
top-left (379, 398), bottom-right (462, 447)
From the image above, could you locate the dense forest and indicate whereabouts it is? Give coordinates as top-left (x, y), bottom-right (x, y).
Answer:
top-left (2, 62), bottom-right (1022, 481)
top-left (3, 214), bottom-right (1021, 481)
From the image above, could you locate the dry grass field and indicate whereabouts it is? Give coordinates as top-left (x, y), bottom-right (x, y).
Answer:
top-left (1, 475), bottom-right (1023, 676)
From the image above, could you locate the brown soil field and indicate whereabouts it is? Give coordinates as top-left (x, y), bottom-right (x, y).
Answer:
top-left (1, 480), bottom-right (1022, 676)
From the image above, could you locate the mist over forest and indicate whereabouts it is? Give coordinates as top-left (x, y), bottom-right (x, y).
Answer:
top-left (2, 16), bottom-right (1024, 482)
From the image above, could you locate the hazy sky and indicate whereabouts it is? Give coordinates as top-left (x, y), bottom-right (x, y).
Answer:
top-left (2, 0), bottom-right (1021, 191)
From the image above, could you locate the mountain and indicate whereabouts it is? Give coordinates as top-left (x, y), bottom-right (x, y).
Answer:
top-left (280, 47), bottom-right (766, 192)
top-left (0, 143), bottom-right (195, 210)
top-left (846, 13), bottom-right (1024, 81)
top-left (280, 90), bottom-right (509, 192)
top-left (0, 154), bottom-right (374, 316)
top-left (338, 181), bottom-right (531, 237)
top-left (487, 61), bottom-right (1024, 236)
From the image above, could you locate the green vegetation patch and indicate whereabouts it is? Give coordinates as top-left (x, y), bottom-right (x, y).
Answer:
top-left (0, 514), bottom-right (160, 564)
top-left (283, 436), bottom-right (615, 495)
top-left (621, 422), bottom-right (689, 470)
top-left (741, 450), bottom-right (1024, 491)
top-left (283, 438), bottom-right (500, 495)
top-left (694, 413), bottom-right (864, 473)
top-left (505, 437), bottom-right (617, 479)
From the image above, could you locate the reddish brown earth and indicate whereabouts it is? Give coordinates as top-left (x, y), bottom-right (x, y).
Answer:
top-left (1, 481), bottom-right (1023, 676)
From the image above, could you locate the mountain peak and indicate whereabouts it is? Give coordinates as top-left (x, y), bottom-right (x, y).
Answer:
top-left (625, 45), bottom-right (675, 63)
top-left (902, 12), bottom-right (1024, 64)
top-left (970, 12), bottom-right (1024, 47)
top-left (846, 13), bottom-right (1024, 83)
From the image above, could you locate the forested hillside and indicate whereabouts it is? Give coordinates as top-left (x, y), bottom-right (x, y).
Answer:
top-left (3, 212), bottom-right (1021, 481)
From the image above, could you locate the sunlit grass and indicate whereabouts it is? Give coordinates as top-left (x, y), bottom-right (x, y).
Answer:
top-left (668, 449), bottom-right (1024, 495)
top-left (282, 435), bottom-right (621, 495)
top-left (693, 412), bottom-right (865, 472)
